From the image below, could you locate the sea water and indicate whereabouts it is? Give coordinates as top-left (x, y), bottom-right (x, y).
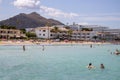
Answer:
top-left (0, 44), bottom-right (120, 80)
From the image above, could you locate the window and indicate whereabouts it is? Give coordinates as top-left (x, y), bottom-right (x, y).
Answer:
top-left (83, 33), bottom-right (85, 35)
top-left (0, 31), bottom-right (3, 33)
top-left (10, 31), bottom-right (13, 33)
top-left (87, 36), bottom-right (90, 38)
top-left (43, 34), bottom-right (45, 36)
top-left (78, 33), bottom-right (81, 35)
top-left (82, 36), bottom-right (85, 38)
top-left (73, 33), bottom-right (77, 35)
top-left (3, 31), bottom-right (6, 33)
top-left (43, 30), bottom-right (46, 32)
top-left (50, 34), bottom-right (53, 36)
top-left (8, 31), bottom-right (10, 33)
top-left (39, 34), bottom-right (41, 36)
top-left (87, 33), bottom-right (90, 35)
top-left (78, 36), bottom-right (81, 38)
top-left (74, 36), bottom-right (76, 38)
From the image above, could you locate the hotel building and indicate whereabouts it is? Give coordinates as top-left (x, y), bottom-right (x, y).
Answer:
top-left (35, 26), bottom-right (56, 39)
top-left (0, 29), bottom-right (26, 39)
top-left (71, 31), bottom-right (98, 40)
top-left (35, 26), bottom-right (69, 39)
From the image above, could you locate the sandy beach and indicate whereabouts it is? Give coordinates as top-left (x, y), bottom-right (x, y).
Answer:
top-left (0, 40), bottom-right (112, 46)
top-left (0, 40), bottom-right (34, 45)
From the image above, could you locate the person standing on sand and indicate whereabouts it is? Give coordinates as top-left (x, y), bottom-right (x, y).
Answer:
top-left (90, 44), bottom-right (92, 48)
top-left (23, 45), bottom-right (25, 51)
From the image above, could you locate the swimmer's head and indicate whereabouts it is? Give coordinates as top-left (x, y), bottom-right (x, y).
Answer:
top-left (89, 63), bottom-right (92, 66)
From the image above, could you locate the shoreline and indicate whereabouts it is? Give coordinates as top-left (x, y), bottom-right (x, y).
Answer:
top-left (0, 40), bottom-right (117, 46)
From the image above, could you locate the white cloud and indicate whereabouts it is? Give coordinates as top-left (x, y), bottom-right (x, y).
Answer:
top-left (13, 0), bottom-right (79, 19)
top-left (83, 16), bottom-right (120, 21)
top-left (14, 0), bottom-right (120, 22)
top-left (40, 6), bottom-right (79, 19)
top-left (13, 0), bottom-right (40, 9)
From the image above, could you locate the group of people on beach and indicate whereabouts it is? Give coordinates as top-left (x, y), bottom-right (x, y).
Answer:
top-left (87, 63), bottom-right (105, 70)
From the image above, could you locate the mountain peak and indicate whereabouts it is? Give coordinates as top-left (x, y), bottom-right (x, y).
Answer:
top-left (29, 12), bottom-right (40, 16)
top-left (0, 12), bottom-right (64, 29)
top-left (19, 13), bottom-right (26, 16)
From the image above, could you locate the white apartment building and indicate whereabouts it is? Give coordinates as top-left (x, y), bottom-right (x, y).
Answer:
top-left (99, 29), bottom-right (120, 40)
top-left (104, 29), bottom-right (120, 36)
top-left (35, 26), bottom-right (69, 39)
top-left (71, 31), bottom-right (98, 40)
top-left (35, 26), bottom-right (56, 39)
top-left (35, 25), bottom-right (120, 41)
top-left (0, 29), bottom-right (26, 39)
top-left (69, 24), bottom-right (109, 32)
top-left (79, 25), bottom-right (109, 32)
top-left (92, 27), bottom-right (109, 32)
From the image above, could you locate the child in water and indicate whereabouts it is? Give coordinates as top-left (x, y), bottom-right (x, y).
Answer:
top-left (100, 64), bottom-right (105, 69)
top-left (87, 63), bottom-right (95, 70)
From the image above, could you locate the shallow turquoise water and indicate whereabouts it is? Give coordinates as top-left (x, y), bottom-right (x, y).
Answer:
top-left (0, 44), bottom-right (120, 80)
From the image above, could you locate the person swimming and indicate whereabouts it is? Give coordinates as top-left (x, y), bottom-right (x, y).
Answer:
top-left (100, 64), bottom-right (105, 69)
top-left (87, 63), bottom-right (95, 70)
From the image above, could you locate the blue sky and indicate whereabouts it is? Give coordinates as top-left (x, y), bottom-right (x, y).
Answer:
top-left (0, 0), bottom-right (120, 28)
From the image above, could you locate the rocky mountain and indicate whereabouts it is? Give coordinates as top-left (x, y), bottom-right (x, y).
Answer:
top-left (0, 12), bottom-right (64, 29)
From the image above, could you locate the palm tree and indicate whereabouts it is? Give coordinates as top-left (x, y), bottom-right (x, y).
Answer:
top-left (92, 36), bottom-right (98, 42)
top-left (53, 26), bottom-right (59, 33)
top-left (51, 26), bottom-right (60, 39)
top-left (46, 22), bottom-right (52, 40)
top-left (67, 29), bottom-right (73, 40)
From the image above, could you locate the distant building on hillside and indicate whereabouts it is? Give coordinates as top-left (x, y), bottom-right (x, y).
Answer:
top-left (69, 24), bottom-right (80, 31)
top-left (52, 25), bottom-right (65, 28)
top-left (69, 24), bottom-right (109, 32)
top-left (25, 28), bottom-right (35, 33)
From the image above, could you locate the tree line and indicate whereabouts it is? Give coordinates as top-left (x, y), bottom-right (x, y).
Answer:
top-left (0, 25), bottom-right (16, 29)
